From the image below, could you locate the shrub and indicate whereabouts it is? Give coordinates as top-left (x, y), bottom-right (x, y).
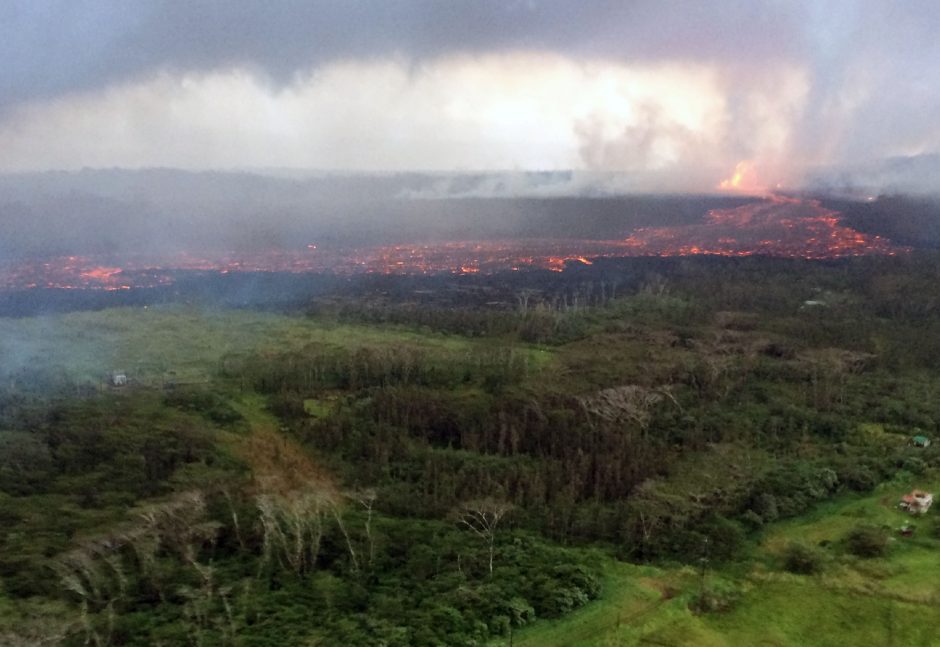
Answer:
top-left (689, 579), bottom-right (742, 614)
top-left (530, 565), bottom-right (600, 618)
top-left (701, 516), bottom-right (747, 562)
top-left (163, 388), bottom-right (244, 425)
top-left (845, 525), bottom-right (889, 558)
top-left (839, 465), bottom-right (878, 492)
top-left (900, 456), bottom-right (927, 476)
top-left (782, 542), bottom-right (824, 574)
top-left (267, 393), bottom-right (307, 419)
top-left (751, 493), bottom-right (780, 524)
top-left (739, 510), bottom-right (764, 530)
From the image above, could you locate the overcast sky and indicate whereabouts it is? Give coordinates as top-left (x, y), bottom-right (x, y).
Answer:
top-left (2, 0), bottom-right (939, 191)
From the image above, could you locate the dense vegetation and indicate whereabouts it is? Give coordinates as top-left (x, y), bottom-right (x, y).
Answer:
top-left (3, 253), bottom-right (940, 644)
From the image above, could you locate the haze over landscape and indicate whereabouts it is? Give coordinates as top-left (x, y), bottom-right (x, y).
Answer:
top-left (2, 0), bottom-right (940, 277)
top-left (1, 1), bottom-right (939, 284)
top-left (5, 3), bottom-right (940, 647)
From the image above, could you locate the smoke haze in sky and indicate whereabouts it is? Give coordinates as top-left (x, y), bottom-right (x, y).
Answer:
top-left (2, 1), bottom-right (940, 191)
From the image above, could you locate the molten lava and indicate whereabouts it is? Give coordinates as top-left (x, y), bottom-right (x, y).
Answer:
top-left (621, 195), bottom-right (902, 259)
top-left (0, 197), bottom-right (907, 292)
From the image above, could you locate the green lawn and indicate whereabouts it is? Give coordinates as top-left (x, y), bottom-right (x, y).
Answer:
top-left (502, 472), bottom-right (940, 647)
top-left (701, 578), bottom-right (940, 647)
top-left (493, 559), bottom-right (686, 647)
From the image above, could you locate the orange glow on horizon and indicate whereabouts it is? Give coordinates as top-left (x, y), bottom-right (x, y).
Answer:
top-left (718, 160), bottom-right (765, 194)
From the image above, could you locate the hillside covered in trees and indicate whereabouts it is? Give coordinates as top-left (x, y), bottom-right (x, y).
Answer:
top-left (3, 253), bottom-right (940, 644)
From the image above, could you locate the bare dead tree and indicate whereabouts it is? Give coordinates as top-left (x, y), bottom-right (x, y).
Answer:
top-left (609, 276), bottom-right (621, 301)
top-left (51, 491), bottom-right (223, 646)
top-left (330, 504), bottom-right (360, 574)
top-left (578, 385), bottom-right (678, 434)
top-left (256, 487), bottom-right (330, 576)
top-left (515, 289), bottom-right (537, 314)
top-left (51, 529), bottom-right (148, 647)
top-left (221, 488), bottom-right (247, 554)
top-left (641, 273), bottom-right (669, 296)
top-left (798, 348), bottom-right (874, 409)
top-left (137, 492), bottom-right (220, 569)
top-left (455, 499), bottom-right (513, 575)
top-left (250, 421), bottom-right (346, 578)
top-left (178, 562), bottom-right (242, 647)
top-left (348, 488), bottom-right (378, 567)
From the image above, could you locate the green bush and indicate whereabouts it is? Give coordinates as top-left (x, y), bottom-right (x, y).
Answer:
top-left (845, 525), bottom-right (889, 558)
top-left (530, 564), bottom-right (600, 618)
top-left (782, 542), bottom-right (824, 574)
top-left (900, 456), bottom-right (927, 476)
top-left (689, 579), bottom-right (742, 614)
top-left (751, 493), bottom-right (780, 524)
top-left (839, 465), bottom-right (879, 492)
top-left (163, 388), bottom-right (243, 425)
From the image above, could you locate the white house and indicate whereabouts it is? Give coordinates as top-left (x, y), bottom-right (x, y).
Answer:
top-left (899, 489), bottom-right (933, 515)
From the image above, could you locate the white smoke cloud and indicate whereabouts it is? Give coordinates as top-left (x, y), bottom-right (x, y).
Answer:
top-left (0, 53), bottom-right (816, 191)
top-left (3, 1), bottom-right (940, 194)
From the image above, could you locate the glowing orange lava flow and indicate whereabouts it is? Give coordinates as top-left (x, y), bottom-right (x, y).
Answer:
top-left (0, 197), bottom-right (907, 291)
top-left (621, 195), bottom-right (903, 259)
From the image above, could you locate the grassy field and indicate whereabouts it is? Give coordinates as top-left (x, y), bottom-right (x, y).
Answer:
top-left (501, 471), bottom-right (940, 647)
top-left (0, 305), bottom-right (550, 386)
